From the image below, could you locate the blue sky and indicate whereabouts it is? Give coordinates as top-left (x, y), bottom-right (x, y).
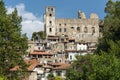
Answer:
top-left (4, 0), bottom-right (108, 39)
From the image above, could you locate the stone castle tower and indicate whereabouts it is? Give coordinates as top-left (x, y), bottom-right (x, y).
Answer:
top-left (44, 6), bottom-right (56, 37)
top-left (44, 6), bottom-right (99, 43)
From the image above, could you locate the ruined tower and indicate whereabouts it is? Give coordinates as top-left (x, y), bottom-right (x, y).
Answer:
top-left (44, 6), bottom-right (99, 43)
top-left (78, 10), bottom-right (86, 19)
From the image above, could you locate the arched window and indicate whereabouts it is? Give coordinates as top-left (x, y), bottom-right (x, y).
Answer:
top-left (84, 27), bottom-right (88, 33)
top-left (51, 8), bottom-right (53, 11)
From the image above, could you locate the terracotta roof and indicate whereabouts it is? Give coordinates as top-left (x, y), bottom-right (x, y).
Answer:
top-left (29, 51), bottom-right (54, 55)
top-left (48, 62), bottom-right (62, 66)
top-left (10, 59), bottom-right (42, 71)
top-left (53, 64), bottom-right (71, 70)
top-left (25, 59), bottom-right (39, 71)
top-left (10, 66), bottom-right (20, 71)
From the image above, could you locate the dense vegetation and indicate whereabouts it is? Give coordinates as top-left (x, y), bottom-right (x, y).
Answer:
top-left (0, 0), bottom-right (28, 80)
top-left (66, 0), bottom-right (120, 80)
top-left (47, 73), bottom-right (62, 80)
top-left (31, 31), bottom-right (45, 41)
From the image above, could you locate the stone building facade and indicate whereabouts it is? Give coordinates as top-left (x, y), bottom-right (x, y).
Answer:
top-left (44, 6), bottom-right (99, 43)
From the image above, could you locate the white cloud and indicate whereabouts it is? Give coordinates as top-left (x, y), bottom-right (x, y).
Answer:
top-left (7, 4), bottom-right (44, 39)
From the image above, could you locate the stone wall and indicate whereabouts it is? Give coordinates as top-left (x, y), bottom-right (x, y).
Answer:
top-left (44, 6), bottom-right (99, 43)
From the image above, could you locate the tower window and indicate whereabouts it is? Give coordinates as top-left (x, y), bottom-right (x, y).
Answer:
top-left (49, 14), bottom-right (52, 17)
top-left (49, 21), bottom-right (52, 25)
top-left (84, 27), bottom-right (88, 33)
top-left (59, 28), bottom-right (62, 32)
top-left (49, 28), bottom-right (52, 32)
top-left (48, 8), bottom-right (50, 12)
top-left (51, 8), bottom-right (53, 11)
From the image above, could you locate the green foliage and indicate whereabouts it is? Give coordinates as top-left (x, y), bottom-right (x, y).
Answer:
top-left (31, 31), bottom-right (46, 40)
top-left (54, 76), bottom-right (62, 80)
top-left (0, 0), bottom-right (28, 79)
top-left (66, 55), bottom-right (92, 80)
top-left (0, 75), bottom-right (7, 80)
top-left (96, 0), bottom-right (120, 53)
top-left (66, 1), bottom-right (120, 80)
top-left (47, 74), bottom-right (62, 80)
top-left (47, 73), bottom-right (54, 80)
top-left (66, 53), bottom-right (120, 80)
top-left (0, 0), bottom-right (6, 16)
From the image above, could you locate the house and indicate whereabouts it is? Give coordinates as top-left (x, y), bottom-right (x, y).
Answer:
top-left (29, 51), bottom-right (55, 63)
top-left (10, 59), bottom-right (42, 80)
top-left (48, 62), bottom-right (71, 79)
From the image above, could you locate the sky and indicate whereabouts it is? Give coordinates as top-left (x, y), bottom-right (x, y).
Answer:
top-left (4, 0), bottom-right (108, 39)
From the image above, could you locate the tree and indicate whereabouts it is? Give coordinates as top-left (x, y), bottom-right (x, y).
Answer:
top-left (0, 0), bottom-right (28, 79)
top-left (96, 0), bottom-right (120, 53)
top-left (47, 73), bottom-right (54, 80)
top-left (66, 1), bottom-right (120, 80)
top-left (66, 53), bottom-right (120, 80)
top-left (54, 76), bottom-right (62, 80)
top-left (31, 31), bottom-right (45, 41)
top-left (0, 75), bottom-right (7, 80)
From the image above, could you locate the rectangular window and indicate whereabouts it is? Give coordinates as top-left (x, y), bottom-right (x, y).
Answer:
top-left (64, 28), bottom-right (66, 32)
top-left (49, 28), bottom-right (52, 32)
top-left (70, 55), bottom-right (72, 60)
top-left (59, 28), bottom-right (61, 32)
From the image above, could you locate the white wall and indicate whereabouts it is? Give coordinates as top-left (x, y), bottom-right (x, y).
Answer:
top-left (68, 51), bottom-right (88, 61)
top-left (77, 43), bottom-right (87, 51)
top-left (29, 72), bottom-right (37, 80)
top-left (68, 52), bottom-right (78, 61)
